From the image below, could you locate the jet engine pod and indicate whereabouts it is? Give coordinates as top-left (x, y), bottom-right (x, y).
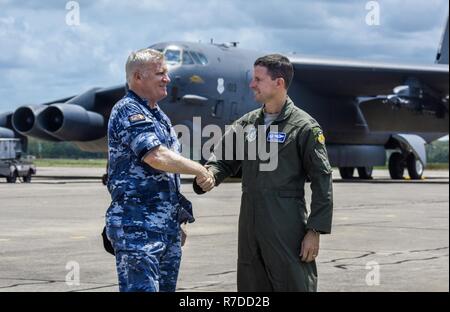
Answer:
top-left (0, 111), bottom-right (12, 128)
top-left (12, 105), bottom-right (60, 141)
top-left (0, 112), bottom-right (14, 137)
top-left (38, 103), bottom-right (105, 141)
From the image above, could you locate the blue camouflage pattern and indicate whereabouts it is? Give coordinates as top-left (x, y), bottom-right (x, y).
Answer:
top-left (105, 90), bottom-right (186, 292)
top-left (106, 90), bottom-right (182, 235)
top-left (106, 224), bottom-right (181, 292)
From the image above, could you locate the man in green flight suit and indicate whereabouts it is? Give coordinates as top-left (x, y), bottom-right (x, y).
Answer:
top-left (195, 54), bottom-right (333, 292)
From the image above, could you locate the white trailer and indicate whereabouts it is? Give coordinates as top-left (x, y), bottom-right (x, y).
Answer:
top-left (0, 138), bottom-right (22, 160)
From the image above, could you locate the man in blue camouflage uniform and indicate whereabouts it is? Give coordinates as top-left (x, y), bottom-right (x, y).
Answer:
top-left (106, 48), bottom-right (214, 292)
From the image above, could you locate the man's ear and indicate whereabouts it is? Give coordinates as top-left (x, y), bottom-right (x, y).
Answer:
top-left (133, 70), bottom-right (142, 82)
top-left (276, 77), bottom-right (286, 89)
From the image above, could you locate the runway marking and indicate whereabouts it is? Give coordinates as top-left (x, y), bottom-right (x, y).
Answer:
top-left (70, 236), bottom-right (87, 240)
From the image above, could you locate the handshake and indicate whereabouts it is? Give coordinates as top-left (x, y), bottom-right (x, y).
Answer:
top-left (194, 166), bottom-right (215, 194)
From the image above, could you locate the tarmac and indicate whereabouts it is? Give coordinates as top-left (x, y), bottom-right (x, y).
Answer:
top-left (0, 167), bottom-right (448, 292)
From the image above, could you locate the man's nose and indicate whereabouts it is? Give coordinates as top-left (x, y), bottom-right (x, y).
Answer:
top-left (163, 74), bottom-right (171, 83)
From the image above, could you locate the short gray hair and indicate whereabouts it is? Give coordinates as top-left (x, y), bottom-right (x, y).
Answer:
top-left (125, 48), bottom-right (164, 84)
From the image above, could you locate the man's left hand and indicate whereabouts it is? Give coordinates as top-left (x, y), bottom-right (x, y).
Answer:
top-left (300, 230), bottom-right (320, 262)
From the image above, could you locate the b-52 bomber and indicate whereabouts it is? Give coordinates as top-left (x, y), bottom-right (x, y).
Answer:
top-left (0, 18), bottom-right (448, 181)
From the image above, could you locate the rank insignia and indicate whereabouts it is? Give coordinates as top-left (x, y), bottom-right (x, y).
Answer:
top-left (128, 114), bottom-right (146, 123)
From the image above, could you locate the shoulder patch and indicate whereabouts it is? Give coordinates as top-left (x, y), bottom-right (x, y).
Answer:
top-left (128, 114), bottom-right (146, 123)
top-left (312, 127), bottom-right (325, 144)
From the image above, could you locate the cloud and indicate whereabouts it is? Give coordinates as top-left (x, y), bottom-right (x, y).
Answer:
top-left (0, 0), bottom-right (448, 111)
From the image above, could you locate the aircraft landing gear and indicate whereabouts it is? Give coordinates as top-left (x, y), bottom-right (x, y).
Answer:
top-left (339, 166), bottom-right (374, 180)
top-left (389, 152), bottom-right (424, 180)
top-left (357, 167), bottom-right (373, 179)
top-left (389, 152), bottom-right (405, 179)
top-left (406, 153), bottom-right (424, 180)
top-left (339, 167), bottom-right (355, 179)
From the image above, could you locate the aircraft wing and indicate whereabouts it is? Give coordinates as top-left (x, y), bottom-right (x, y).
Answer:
top-left (40, 95), bottom-right (77, 106)
top-left (289, 57), bottom-right (449, 97)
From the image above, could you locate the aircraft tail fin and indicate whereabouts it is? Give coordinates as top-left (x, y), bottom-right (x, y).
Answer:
top-left (436, 16), bottom-right (449, 64)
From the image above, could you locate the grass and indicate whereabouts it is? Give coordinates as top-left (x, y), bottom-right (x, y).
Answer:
top-left (426, 163), bottom-right (449, 170)
top-left (374, 163), bottom-right (449, 170)
top-left (31, 159), bottom-right (449, 170)
top-left (34, 158), bottom-right (107, 168)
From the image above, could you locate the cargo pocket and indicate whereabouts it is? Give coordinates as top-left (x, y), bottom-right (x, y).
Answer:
top-left (121, 225), bottom-right (149, 252)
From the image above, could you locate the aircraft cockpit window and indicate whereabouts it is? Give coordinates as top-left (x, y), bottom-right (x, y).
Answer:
top-left (182, 51), bottom-right (195, 65)
top-left (164, 49), bottom-right (182, 65)
top-left (189, 51), bottom-right (202, 64)
top-left (196, 52), bottom-right (208, 65)
top-left (189, 51), bottom-right (208, 65)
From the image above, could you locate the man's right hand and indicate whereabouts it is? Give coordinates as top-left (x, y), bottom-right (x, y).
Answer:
top-left (196, 167), bottom-right (215, 192)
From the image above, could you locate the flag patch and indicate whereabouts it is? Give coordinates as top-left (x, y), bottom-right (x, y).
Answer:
top-left (128, 114), bottom-right (146, 123)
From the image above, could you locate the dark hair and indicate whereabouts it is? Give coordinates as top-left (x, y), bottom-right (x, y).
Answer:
top-left (254, 54), bottom-right (294, 90)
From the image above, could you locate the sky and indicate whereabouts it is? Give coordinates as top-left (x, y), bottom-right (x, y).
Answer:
top-left (0, 0), bottom-right (448, 113)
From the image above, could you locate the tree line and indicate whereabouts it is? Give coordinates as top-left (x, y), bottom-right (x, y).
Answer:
top-left (426, 140), bottom-right (449, 163)
top-left (26, 138), bottom-right (449, 163)
top-left (27, 139), bottom-right (107, 159)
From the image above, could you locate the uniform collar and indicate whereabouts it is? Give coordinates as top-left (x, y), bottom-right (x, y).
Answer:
top-left (257, 96), bottom-right (294, 125)
top-left (127, 89), bottom-right (147, 106)
top-left (127, 89), bottom-right (160, 114)
top-left (274, 97), bottom-right (295, 123)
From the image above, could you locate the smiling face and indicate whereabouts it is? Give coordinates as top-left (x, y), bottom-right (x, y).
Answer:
top-left (249, 65), bottom-right (281, 104)
top-left (135, 61), bottom-right (170, 105)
